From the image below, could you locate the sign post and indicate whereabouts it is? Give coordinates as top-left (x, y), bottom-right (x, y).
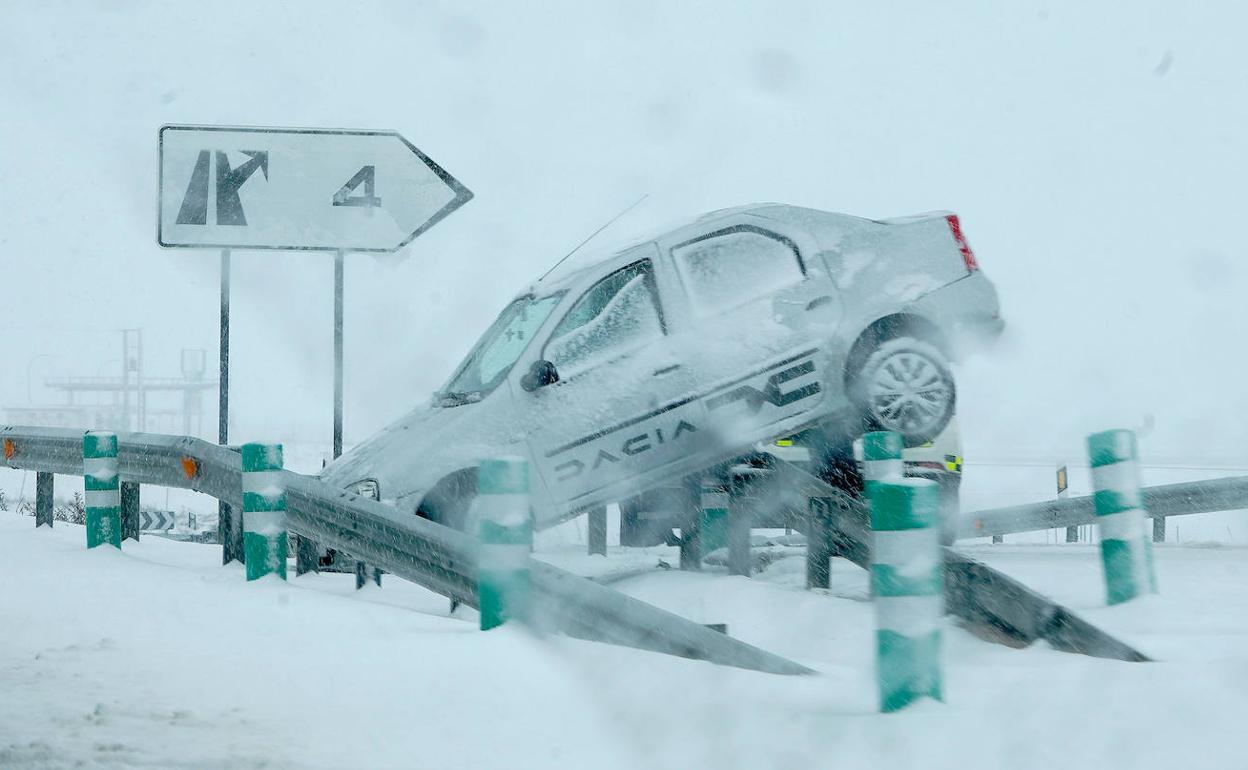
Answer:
top-left (1057, 464), bottom-right (1077, 543)
top-left (334, 250), bottom-right (345, 460)
top-left (218, 248), bottom-right (240, 562)
top-left (159, 124), bottom-right (472, 568)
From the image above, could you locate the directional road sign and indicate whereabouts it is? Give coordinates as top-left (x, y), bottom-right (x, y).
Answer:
top-left (140, 510), bottom-right (176, 531)
top-left (158, 125), bottom-right (472, 252)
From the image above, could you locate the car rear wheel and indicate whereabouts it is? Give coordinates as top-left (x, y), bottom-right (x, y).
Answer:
top-left (849, 337), bottom-right (955, 447)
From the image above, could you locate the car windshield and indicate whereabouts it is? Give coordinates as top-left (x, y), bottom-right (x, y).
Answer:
top-left (439, 293), bottom-right (563, 400)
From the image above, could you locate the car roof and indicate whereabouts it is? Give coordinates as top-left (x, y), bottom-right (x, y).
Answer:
top-left (524, 203), bottom-right (872, 297)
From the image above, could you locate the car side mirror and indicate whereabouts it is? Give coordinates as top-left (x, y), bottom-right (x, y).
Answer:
top-left (520, 359), bottom-right (560, 392)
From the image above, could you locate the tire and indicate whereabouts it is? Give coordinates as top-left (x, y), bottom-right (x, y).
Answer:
top-left (847, 337), bottom-right (955, 447)
top-left (416, 470), bottom-right (477, 532)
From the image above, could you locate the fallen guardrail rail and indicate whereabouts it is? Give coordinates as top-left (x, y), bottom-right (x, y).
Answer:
top-left (958, 475), bottom-right (1248, 540)
top-left (757, 460), bottom-right (1150, 662)
top-left (1, 425), bottom-right (812, 676)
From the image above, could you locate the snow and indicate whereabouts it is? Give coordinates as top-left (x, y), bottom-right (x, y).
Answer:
top-left (5, 511), bottom-right (1248, 769)
top-left (4, 2), bottom-right (1248, 766)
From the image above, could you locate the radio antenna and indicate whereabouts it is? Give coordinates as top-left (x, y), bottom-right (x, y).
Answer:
top-left (539, 193), bottom-right (649, 281)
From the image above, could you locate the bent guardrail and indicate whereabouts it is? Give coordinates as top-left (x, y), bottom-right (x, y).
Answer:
top-left (0, 425), bottom-right (812, 676)
top-left (758, 459), bottom-right (1150, 662)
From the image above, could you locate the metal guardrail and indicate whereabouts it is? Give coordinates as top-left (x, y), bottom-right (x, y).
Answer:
top-left (758, 460), bottom-right (1150, 662)
top-left (1, 425), bottom-right (812, 676)
top-left (958, 475), bottom-right (1248, 540)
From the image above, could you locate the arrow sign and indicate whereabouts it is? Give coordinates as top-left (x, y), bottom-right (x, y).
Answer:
top-left (158, 125), bottom-right (472, 252)
top-left (139, 510), bottom-right (176, 530)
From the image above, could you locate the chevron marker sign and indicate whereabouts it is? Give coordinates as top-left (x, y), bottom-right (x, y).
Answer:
top-left (139, 510), bottom-right (177, 531)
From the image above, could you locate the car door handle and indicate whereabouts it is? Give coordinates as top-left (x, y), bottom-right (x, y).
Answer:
top-left (652, 364), bottom-right (681, 377)
top-left (805, 295), bottom-right (834, 311)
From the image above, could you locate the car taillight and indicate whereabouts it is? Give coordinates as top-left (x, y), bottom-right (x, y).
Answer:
top-left (946, 214), bottom-right (978, 272)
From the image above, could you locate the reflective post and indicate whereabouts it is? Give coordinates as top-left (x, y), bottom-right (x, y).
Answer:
top-left (475, 457), bottom-right (532, 630)
top-left (83, 431), bottom-right (121, 549)
top-left (241, 443), bottom-right (287, 581)
top-left (862, 431), bottom-right (905, 493)
top-left (1087, 429), bottom-right (1157, 604)
top-left (870, 478), bottom-right (944, 712)
top-left (699, 478), bottom-right (728, 556)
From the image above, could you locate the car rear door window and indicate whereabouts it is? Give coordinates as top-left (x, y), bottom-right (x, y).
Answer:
top-left (545, 260), bottom-right (665, 376)
top-left (672, 227), bottom-right (804, 317)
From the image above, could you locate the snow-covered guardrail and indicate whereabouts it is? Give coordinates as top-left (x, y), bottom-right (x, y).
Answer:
top-left (755, 458), bottom-right (1150, 662)
top-left (0, 425), bottom-right (813, 676)
top-left (959, 474), bottom-right (1248, 540)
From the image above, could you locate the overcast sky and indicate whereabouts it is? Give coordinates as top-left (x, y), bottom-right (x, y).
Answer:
top-left (2, 1), bottom-right (1245, 467)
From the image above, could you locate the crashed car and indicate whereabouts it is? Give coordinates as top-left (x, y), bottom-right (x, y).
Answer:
top-left (322, 203), bottom-right (1002, 531)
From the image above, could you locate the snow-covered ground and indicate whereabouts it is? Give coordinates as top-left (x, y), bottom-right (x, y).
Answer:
top-left (4, 511), bottom-right (1246, 769)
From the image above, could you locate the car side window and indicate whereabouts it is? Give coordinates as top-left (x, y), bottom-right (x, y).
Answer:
top-left (672, 226), bottom-right (805, 317)
top-left (545, 260), bottom-right (665, 377)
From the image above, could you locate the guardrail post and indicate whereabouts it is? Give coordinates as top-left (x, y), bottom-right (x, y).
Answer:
top-left (295, 536), bottom-right (320, 575)
top-left (83, 431), bottom-right (121, 549)
top-left (35, 471), bottom-right (53, 528)
top-left (241, 443), bottom-right (287, 581)
top-left (587, 505), bottom-right (607, 556)
top-left (677, 479), bottom-right (701, 570)
top-left (120, 481), bottom-right (140, 542)
top-left (476, 457), bottom-right (532, 630)
top-left (805, 497), bottom-right (833, 589)
top-left (870, 477), bottom-right (944, 712)
top-left (1087, 429), bottom-right (1157, 604)
top-left (354, 561), bottom-right (381, 589)
top-left (727, 470), bottom-right (753, 577)
top-left (220, 500), bottom-right (244, 564)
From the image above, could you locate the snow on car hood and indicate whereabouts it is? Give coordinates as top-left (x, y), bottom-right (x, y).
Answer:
top-left (319, 398), bottom-right (487, 495)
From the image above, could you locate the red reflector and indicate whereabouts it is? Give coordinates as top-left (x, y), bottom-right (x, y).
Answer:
top-left (946, 214), bottom-right (978, 272)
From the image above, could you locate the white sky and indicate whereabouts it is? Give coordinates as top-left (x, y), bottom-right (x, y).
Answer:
top-left (2, 1), bottom-right (1245, 466)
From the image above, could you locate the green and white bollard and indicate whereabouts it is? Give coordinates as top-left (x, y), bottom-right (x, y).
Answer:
top-left (862, 431), bottom-right (905, 493)
top-left (699, 477), bottom-right (729, 554)
top-left (475, 457), bottom-right (532, 631)
top-left (1087, 429), bottom-right (1157, 605)
top-left (870, 478), bottom-right (944, 713)
top-left (241, 443), bottom-right (287, 581)
top-left (83, 431), bottom-right (121, 549)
